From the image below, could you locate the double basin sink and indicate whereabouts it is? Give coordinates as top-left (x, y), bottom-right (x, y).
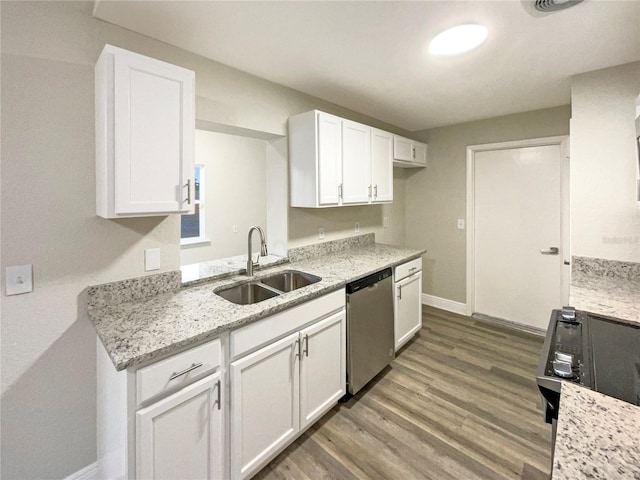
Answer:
top-left (215, 270), bottom-right (321, 305)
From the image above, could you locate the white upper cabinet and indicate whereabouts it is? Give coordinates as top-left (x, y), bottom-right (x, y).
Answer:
top-left (289, 110), bottom-right (394, 208)
top-left (371, 128), bottom-right (394, 203)
top-left (95, 44), bottom-right (195, 218)
top-left (317, 113), bottom-right (342, 206)
top-left (341, 119), bottom-right (371, 204)
top-left (393, 135), bottom-right (427, 168)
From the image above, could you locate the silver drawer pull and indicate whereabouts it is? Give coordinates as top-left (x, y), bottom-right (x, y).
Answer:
top-left (408, 267), bottom-right (417, 272)
top-left (540, 247), bottom-right (559, 255)
top-left (169, 362), bottom-right (203, 381)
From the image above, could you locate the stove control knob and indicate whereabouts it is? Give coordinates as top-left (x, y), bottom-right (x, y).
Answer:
top-left (560, 306), bottom-right (576, 322)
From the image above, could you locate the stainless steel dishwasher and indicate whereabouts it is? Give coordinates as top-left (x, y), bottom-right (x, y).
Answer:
top-left (345, 268), bottom-right (395, 395)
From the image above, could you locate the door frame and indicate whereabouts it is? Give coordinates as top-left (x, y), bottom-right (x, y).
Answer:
top-left (465, 136), bottom-right (570, 317)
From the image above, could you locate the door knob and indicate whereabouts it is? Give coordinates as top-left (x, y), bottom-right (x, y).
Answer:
top-left (540, 247), bottom-right (559, 255)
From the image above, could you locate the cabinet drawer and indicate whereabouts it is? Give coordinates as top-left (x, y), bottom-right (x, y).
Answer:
top-left (136, 338), bottom-right (221, 405)
top-left (230, 290), bottom-right (345, 361)
top-left (395, 258), bottom-right (422, 282)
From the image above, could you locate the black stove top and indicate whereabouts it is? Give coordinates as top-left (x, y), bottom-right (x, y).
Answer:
top-left (537, 308), bottom-right (640, 423)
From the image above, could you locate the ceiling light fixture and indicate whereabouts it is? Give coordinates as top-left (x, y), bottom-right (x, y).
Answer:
top-left (428, 24), bottom-right (488, 56)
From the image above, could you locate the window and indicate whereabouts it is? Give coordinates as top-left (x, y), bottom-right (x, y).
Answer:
top-left (180, 165), bottom-right (206, 244)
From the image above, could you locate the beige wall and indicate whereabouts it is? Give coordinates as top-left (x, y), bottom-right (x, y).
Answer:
top-left (406, 106), bottom-right (571, 303)
top-left (570, 62), bottom-right (640, 262)
top-left (180, 131), bottom-right (268, 266)
top-left (288, 168), bottom-right (407, 248)
top-left (0, 2), bottom-right (410, 478)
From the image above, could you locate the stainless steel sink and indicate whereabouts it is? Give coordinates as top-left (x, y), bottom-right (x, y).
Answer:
top-left (259, 270), bottom-right (322, 293)
top-left (215, 270), bottom-right (322, 305)
top-left (215, 282), bottom-right (280, 305)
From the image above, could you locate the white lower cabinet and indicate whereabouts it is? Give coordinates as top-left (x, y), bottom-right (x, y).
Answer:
top-left (230, 300), bottom-right (346, 480)
top-left (394, 259), bottom-right (423, 350)
top-left (97, 291), bottom-right (346, 480)
top-left (136, 372), bottom-right (223, 480)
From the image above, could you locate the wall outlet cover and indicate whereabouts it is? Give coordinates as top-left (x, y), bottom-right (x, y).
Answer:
top-left (145, 248), bottom-right (161, 271)
top-left (319, 227), bottom-right (325, 240)
top-left (457, 219), bottom-right (465, 230)
top-left (6, 264), bottom-right (34, 296)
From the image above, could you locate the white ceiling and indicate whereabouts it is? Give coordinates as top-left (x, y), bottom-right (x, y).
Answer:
top-left (94, 0), bottom-right (640, 132)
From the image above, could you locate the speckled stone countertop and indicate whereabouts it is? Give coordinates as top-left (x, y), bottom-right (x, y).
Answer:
top-left (180, 254), bottom-right (288, 287)
top-left (552, 382), bottom-right (640, 480)
top-left (89, 242), bottom-right (424, 371)
top-left (570, 256), bottom-right (640, 326)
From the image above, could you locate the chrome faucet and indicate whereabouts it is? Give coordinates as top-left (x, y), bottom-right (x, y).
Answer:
top-left (246, 225), bottom-right (268, 276)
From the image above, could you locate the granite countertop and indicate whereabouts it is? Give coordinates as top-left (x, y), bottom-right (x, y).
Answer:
top-left (570, 273), bottom-right (640, 325)
top-left (553, 382), bottom-right (640, 480)
top-left (90, 242), bottom-right (424, 371)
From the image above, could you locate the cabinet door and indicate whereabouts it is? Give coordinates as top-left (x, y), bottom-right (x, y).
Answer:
top-left (113, 51), bottom-right (194, 215)
top-left (413, 142), bottom-right (427, 166)
top-left (299, 310), bottom-right (346, 429)
top-left (136, 372), bottom-right (223, 480)
top-left (317, 112), bottom-right (342, 206)
top-left (230, 332), bottom-right (300, 480)
top-left (395, 272), bottom-right (423, 351)
top-left (342, 120), bottom-right (371, 204)
top-left (393, 136), bottom-right (414, 162)
top-left (371, 128), bottom-right (394, 203)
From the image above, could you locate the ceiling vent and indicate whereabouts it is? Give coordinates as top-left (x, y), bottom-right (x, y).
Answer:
top-left (522, 0), bottom-right (584, 16)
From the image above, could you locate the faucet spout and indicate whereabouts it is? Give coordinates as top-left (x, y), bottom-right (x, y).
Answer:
top-left (246, 225), bottom-right (268, 276)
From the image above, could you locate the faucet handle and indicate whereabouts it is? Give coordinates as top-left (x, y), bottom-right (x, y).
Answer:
top-left (253, 253), bottom-right (261, 267)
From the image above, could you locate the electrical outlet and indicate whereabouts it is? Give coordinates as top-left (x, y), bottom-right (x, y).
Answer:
top-left (383, 217), bottom-right (389, 228)
top-left (145, 248), bottom-right (161, 271)
top-left (355, 222), bottom-right (360, 233)
top-left (232, 224), bottom-right (238, 233)
top-left (319, 227), bottom-right (325, 240)
top-left (5, 264), bottom-right (33, 295)
top-left (457, 219), bottom-right (465, 230)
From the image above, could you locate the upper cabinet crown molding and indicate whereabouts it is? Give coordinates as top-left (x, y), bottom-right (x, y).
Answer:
top-left (288, 110), bottom-right (398, 208)
top-left (393, 135), bottom-right (427, 168)
top-left (95, 44), bottom-right (195, 218)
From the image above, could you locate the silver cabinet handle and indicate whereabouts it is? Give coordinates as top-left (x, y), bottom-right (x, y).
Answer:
top-left (338, 183), bottom-right (343, 200)
top-left (368, 185), bottom-right (372, 198)
top-left (185, 179), bottom-right (192, 204)
top-left (295, 339), bottom-right (300, 359)
top-left (408, 267), bottom-right (417, 272)
top-left (216, 379), bottom-right (221, 411)
top-left (540, 247), bottom-right (559, 255)
top-left (374, 185), bottom-right (378, 198)
top-left (303, 334), bottom-right (309, 357)
top-left (397, 284), bottom-right (402, 300)
top-left (169, 362), bottom-right (203, 381)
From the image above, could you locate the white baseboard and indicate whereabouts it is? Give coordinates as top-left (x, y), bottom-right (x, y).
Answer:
top-left (64, 462), bottom-right (98, 480)
top-left (421, 293), bottom-right (467, 316)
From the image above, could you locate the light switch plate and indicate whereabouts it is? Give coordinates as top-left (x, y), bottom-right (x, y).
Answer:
top-left (6, 264), bottom-right (33, 295)
top-left (145, 248), bottom-right (161, 271)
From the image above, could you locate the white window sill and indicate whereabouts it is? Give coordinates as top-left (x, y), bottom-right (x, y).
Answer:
top-left (180, 237), bottom-right (211, 247)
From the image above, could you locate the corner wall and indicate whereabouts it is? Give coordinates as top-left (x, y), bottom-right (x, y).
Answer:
top-left (570, 62), bottom-right (640, 262)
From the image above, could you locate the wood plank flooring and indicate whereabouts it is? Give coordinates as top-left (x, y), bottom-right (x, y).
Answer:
top-left (254, 306), bottom-right (552, 480)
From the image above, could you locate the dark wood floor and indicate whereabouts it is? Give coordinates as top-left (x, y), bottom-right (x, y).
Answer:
top-left (255, 306), bottom-right (552, 480)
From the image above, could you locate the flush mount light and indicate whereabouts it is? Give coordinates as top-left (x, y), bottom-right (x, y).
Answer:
top-left (428, 24), bottom-right (488, 56)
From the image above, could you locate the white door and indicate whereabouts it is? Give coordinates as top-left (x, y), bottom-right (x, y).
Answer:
top-left (371, 128), bottom-right (394, 203)
top-left (317, 112), bottom-right (342, 206)
top-left (473, 145), bottom-right (563, 330)
top-left (230, 332), bottom-right (300, 480)
top-left (136, 372), bottom-right (223, 480)
top-left (113, 50), bottom-right (194, 215)
top-left (394, 272), bottom-right (422, 351)
top-left (341, 120), bottom-right (371, 204)
top-left (299, 311), bottom-right (346, 429)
